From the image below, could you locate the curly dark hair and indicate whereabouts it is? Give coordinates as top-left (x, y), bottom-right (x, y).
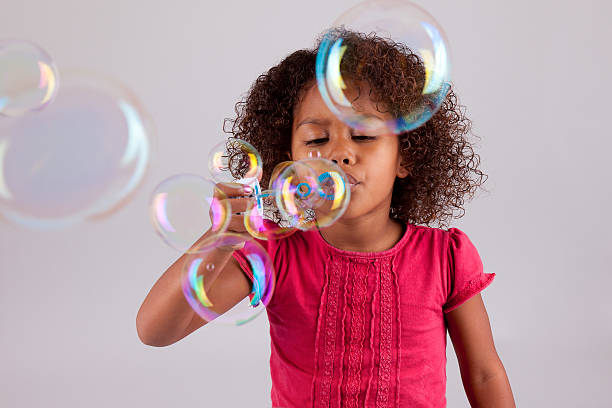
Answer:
top-left (223, 28), bottom-right (488, 229)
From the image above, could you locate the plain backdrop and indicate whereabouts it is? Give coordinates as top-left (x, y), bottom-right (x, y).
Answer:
top-left (1, 0), bottom-right (610, 406)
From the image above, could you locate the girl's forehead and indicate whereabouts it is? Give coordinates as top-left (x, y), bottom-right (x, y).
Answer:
top-left (293, 80), bottom-right (391, 126)
top-left (294, 84), bottom-right (332, 120)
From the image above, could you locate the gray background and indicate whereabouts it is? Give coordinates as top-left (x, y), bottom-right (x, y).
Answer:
top-left (1, 0), bottom-right (610, 406)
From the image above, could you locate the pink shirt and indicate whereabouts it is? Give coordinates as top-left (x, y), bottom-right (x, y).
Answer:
top-left (233, 223), bottom-right (495, 407)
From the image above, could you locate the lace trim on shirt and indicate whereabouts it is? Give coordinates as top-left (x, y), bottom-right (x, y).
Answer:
top-left (364, 262), bottom-right (380, 405)
top-left (316, 256), bottom-right (344, 407)
top-left (376, 258), bottom-right (395, 408)
top-left (392, 258), bottom-right (402, 407)
top-left (343, 259), bottom-right (370, 407)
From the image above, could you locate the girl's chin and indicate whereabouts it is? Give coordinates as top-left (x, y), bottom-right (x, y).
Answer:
top-left (334, 205), bottom-right (365, 221)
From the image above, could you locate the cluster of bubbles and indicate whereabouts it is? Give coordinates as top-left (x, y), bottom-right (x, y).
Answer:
top-left (0, 0), bottom-right (451, 327)
top-left (0, 40), bottom-right (153, 229)
top-left (150, 138), bottom-right (351, 326)
top-left (147, 0), bottom-right (452, 327)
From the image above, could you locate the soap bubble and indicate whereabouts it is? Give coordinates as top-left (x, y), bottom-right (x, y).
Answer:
top-left (150, 174), bottom-right (231, 253)
top-left (302, 158), bottom-right (350, 229)
top-left (316, 0), bottom-right (451, 134)
top-left (0, 39), bottom-right (59, 117)
top-left (244, 189), bottom-right (297, 240)
top-left (0, 72), bottom-right (153, 228)
top-left (307, 150), bottom-right (322, 159)
top-left (268, 161), bottom-right (294, 191)
top-left (208, 138), bottom-right (263, 184)
top-left (274, 158), bottom-right (350, 230)
top-left (274, 161), bottom-right (324, 229)
top-left (181, 233), bottom-right (275, 326)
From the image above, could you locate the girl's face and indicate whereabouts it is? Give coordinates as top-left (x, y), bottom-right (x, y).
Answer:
top-left (290, 82), bottom-right (409, 221)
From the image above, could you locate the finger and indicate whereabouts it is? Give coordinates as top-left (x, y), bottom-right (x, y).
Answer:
top-left (227, 214), bottom-right (248, 233)
top-left (215, 182), bottom-right (254, 198)
top-left (227, 196), bottom-right (255, 214)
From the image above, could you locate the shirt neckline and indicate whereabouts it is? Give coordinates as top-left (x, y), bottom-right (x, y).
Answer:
top-left (310, 220), bottom-right (413, 258)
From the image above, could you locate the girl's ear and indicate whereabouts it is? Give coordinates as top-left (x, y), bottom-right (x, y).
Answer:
top-left (396, 158), bottom-right (411, 179)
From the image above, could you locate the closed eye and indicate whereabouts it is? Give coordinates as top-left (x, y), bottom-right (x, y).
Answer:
top-left (352, 136), bottom-right (376, 141)
top-left (305, 138), bottom-right (328, 145)
top-left (305, 136), bottom-right (376, 146)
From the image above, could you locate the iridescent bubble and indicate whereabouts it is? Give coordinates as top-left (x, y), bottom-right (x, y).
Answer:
top-left (316, 0), bottom-right (451, 134)
top-left (0, 72), bottom-right (153, 229)
top-left (244, 189), bottom-right (297, 240)
top-left (208, 138), bottom-right (263, 184)
top-left (268, 161), bottom-right (294, 191)
top-left (150, 174), bottom-right (231, 253)
top-left (305, 158), bottom-right (351, 229)
top-left (0, 39), bottom-right (59, 117)
top-left (274, 161), bottom-right (324, 229)
top-left (181, 233), bottom-right (275, 326)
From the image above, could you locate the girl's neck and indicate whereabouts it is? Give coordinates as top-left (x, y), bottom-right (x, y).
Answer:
top-left (317, 210), bottom-right (405, 253)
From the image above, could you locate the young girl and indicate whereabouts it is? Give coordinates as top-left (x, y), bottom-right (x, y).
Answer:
top-left (137, 31), bottom-right (516, 407)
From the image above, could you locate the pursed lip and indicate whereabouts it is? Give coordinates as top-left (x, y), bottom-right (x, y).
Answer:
top-left (345, 173), bottom-right (360, 186)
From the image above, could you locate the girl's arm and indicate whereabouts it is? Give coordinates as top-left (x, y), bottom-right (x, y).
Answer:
top-left (136, 230), bottom-right (252, 347)
top-left (136, 182), bottom-right (255, 347)
top-left (445, 293), bottom-right (516, 407)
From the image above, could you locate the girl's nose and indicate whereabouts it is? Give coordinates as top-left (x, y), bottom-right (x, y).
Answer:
top-left (331, 158), bottom-right (350, 165)
top-left (328, 137), bottom-right (355, 166)
top-left (321, 125), bottom-right (356, 166)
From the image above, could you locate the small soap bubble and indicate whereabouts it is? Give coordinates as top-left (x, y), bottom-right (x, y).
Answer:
top-left (307, 150), bottom-right (321, 158)
top-left (181, 233), bottom-right (275, 326)
top-left (268, 161), bottom-right (294, 191)
top-left (244, 189), bottom-right (297, 240)
top-left (208, 138), bottom-right (263, 184)
top-left (206, 263), bottom-right (215, 271)
top-left (150, 174), bottom-right (231, 253)
top-left (0, 39), bottom-right (59, 117)
top-left (272, 158), bottom-right (351, 230)
top-left (274, 161), bottom-right (323, 229)
top-left (316, 0), bottom-right (451, 134)
top-left (297, 158), bottom-right (351, 230)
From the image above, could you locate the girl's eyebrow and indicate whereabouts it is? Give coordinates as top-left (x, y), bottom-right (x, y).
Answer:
top-left (295, 118), bottom-right (331, 129)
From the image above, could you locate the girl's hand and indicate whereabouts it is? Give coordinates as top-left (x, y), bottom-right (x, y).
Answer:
top-left (211, 182), bottom-right (256, 250)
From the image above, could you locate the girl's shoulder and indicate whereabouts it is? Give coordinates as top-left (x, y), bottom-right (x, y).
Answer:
top-left (408, 223), bottom-right (471, 244)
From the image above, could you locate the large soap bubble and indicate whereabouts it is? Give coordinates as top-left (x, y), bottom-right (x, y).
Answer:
top-left (0, 72), bottom-right (153, 229)
top-left (150, 174), bottom-right (231, 253)
top-left (0, 39), bottom-right (59, 117)
top-left (316, 0), bottom-right (451, 134)
top-left (181, 233), bottom-right (275, 326)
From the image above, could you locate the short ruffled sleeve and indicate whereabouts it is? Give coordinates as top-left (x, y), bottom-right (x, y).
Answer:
top-left (443, 228), bottom-right (495, 313)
